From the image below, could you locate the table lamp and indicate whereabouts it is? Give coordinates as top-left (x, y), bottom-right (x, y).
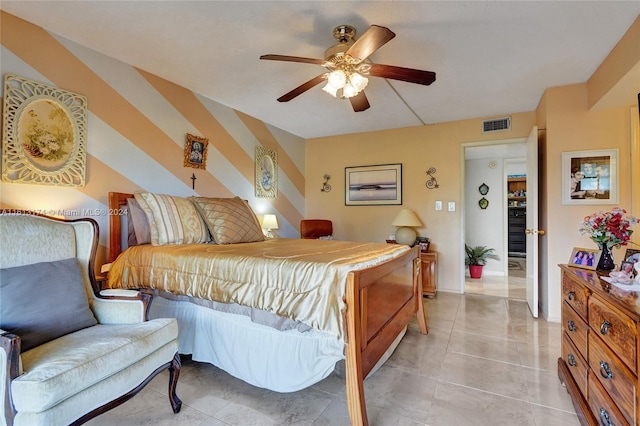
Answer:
top-left (391, 209), bottom-right (422, 245)
top-left (262, 214), bottom-right (279, 238)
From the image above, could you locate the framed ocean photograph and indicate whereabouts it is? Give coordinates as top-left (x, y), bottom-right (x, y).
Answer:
top-left (345, 163), bottom-right (402, 206)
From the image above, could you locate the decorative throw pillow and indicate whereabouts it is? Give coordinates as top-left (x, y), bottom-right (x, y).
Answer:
top-left (0, 258), bottom-right (97, 352)
top-left (126, 197), bottom-right (151, 245)
top-left (134, 192), bottom-right (210, 246)
top-left (191, 196), bottom-right (265, 244)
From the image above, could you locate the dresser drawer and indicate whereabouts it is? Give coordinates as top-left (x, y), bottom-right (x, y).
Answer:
top-left (588, 370), bottom-right (631, 426)
top-left (589, 333), bottom-right (636, 425)
top-left (589, 296), bottom-right (637, 374)
top-left (563, 301), bottom-right (588, 357)
top-left (562, 332), bottom-right (589, 396)
top-left (562, 273), bottom-right (588, 320)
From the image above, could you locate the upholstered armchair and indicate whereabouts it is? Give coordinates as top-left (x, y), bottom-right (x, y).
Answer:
top-left (0, 212), bottom-right (181, 426)
top-left (300, 219), bottom-right (333, 239)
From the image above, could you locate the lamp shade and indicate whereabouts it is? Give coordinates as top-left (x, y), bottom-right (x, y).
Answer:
top-left (391, 209), bottom-right (422, 227)
top-left (262, 214), bottom-right (279, 230)
top-left (391, 209), bottom-right (422, 245)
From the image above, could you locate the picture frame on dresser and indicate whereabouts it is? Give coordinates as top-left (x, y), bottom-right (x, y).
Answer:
top-left (561, 149), bottom-right (619, 205)
top-left (568, 246), bottom-right (600, 270)
top-left (623, 248), bottom-right (640, 263)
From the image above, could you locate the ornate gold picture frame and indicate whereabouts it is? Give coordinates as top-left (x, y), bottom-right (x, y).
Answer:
top-left (2, 74), bottom-right (87, 187)
top-left (183, 133), bottom-right (209, 169)
top-left (255, 146), bottom-right (277, 198)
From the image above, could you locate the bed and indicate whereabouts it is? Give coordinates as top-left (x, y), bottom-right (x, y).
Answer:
top-left (106, 191), bottom-right (427, 425)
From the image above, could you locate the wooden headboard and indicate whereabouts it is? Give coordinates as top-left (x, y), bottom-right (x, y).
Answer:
top-left (108, 192), bottom-right (134, 262)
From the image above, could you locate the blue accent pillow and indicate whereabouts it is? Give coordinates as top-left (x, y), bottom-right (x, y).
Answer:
top-left (0, 258), bottom-right (97, 352)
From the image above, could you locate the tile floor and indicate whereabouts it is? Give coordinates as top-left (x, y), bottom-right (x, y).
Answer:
top-left (465, 257), bottom-right (527, 299)
top-left (88, 293), bottom-right (579, 425)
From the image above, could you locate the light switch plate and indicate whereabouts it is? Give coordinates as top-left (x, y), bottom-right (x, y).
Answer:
top-left (435, 201), bottom-right (442, 211)
top-left (448, 202), bottom-right (456, 212)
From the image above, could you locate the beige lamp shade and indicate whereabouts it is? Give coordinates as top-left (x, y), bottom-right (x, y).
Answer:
top-left (391, 209), bottom-right (422, 245)
top-left (262, 214), bottom-right (279, 230)
top-left (262, 214), bottom-right (279, 238)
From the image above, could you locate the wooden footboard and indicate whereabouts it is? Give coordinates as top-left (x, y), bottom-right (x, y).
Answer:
top-left (345, 246), bottom-right (426, 425)
top-left (107, 192), bottom-right (427, 426)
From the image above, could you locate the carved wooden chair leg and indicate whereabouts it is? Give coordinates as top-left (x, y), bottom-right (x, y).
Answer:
top-left (168, 353), bottom-right (182, 413)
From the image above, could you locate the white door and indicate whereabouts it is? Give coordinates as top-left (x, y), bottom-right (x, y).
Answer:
top-left (525, 126), bottom-right (540, 317)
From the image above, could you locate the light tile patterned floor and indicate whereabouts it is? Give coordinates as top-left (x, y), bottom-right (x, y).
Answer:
top-left (465, 257), bottom-right (527, 299)
top-left (88, 293), bottom-right (579, 425)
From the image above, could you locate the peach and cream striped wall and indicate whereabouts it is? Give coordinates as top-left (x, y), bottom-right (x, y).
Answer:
top-left (0, 12), bottom-right (305, 265)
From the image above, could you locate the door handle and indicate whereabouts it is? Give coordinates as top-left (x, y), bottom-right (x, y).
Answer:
top-left (525, 229), bottom-right (546, 235)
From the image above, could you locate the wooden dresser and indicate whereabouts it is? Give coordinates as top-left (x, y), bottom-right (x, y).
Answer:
top-left (558, 264), bottom-right (640, 426)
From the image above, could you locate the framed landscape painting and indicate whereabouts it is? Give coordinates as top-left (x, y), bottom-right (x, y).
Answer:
top-left (345, 163), bottom-right (402, 206)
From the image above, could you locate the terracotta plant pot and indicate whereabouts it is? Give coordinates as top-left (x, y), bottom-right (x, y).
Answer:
top-left (469, 265), bottom-right (483, 279)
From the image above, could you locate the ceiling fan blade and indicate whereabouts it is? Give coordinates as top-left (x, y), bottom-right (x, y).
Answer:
top-left (346, 25), bottom-right (395, 61)
top-left (260, 54), bottom-right (324, 65)
top-left (349, 91), bottom-right (370, 112)
top-left (368, 63), bottom-right (436, 86)
top-left (277, 74), bottom-right (326, 102)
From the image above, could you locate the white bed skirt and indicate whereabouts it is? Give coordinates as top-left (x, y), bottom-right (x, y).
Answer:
top-left (149, 296), bottom-right (345, 392)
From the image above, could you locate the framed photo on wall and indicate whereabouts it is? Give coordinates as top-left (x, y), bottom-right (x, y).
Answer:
top-left (183, 133), bottom-right (209, 169)
top-left (345, 163), bottom-right (402, 206)
top-left (561, 149), bottom-right (618, 205)
top-left (568, 247), bottom-right (600, 270)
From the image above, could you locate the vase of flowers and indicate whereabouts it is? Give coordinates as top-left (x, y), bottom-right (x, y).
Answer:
top-left (579, 207), bottom-right (638, 271)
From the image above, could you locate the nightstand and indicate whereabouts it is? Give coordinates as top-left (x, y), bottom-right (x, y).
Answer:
top-left (420, 251), bottom-right (438, 297)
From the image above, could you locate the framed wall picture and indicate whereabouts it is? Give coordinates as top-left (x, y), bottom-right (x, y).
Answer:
top-left (345, 163), bottom-right (402, 206)
top-left (568, 246), bottom-right (601, 270)
top-left (255, 146), bottom-right (277, 198)
top-left (562, 149), bottom-right (619, 205)
top-left (2, 74), bottom-right (87, 187)
top-left (183, 133), bottom-right (209, 169)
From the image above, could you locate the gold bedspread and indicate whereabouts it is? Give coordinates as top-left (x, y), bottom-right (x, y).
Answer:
top-left (106, 238), bottom-right (410, 341)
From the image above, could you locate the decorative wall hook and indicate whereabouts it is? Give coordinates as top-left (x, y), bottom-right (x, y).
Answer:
top-left (321, 174), bottom-right (331, 192)
top-left (425, 167), bottom-right (439, 189)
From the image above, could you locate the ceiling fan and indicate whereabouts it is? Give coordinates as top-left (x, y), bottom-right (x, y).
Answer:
top-left (260, 24), bottom-right (436, 112)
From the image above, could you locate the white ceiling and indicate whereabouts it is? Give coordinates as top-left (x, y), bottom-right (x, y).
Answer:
top-left (2, 1), bottom-right (639, 140)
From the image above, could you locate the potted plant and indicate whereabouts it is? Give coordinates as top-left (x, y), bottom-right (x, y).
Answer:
top-left (465, 244), bottom-right (500, 279)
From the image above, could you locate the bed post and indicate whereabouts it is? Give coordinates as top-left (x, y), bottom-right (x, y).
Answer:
top-left (108, 192), bottom-right (134, 262)
top-left (344, 273), bottom-right (368, 426)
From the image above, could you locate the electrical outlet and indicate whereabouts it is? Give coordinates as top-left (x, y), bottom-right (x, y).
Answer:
top-left (448, 201), bottom-right (456, 212)
top-left (435, 201), bottom-right (442, 211)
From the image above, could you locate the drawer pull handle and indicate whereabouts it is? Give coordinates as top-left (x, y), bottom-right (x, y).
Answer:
top-left (599, 361), bottom-right (613, 379)
top-left (568, 291), bottom-right (575, 301)
top-left (599, 408), bottom-right (613, 426)
top-left (600, 320), bottom-right (610, 335)
top-left (567, 320), bottom-right (577, 332)
top-left (567, 353), bottom-right (577, 367)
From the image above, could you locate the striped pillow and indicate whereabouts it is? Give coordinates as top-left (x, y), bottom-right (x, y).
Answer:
top-left (134, 192), bottom-right (210, 246)
top-left (191, 196), bottom-right (265, 244)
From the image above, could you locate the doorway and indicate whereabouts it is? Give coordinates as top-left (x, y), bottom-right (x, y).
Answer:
top-left (463, 141), bottom-right (527, 299)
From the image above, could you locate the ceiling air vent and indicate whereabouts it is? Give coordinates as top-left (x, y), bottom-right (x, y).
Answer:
top-left (482, 117), bottom-right (511, 133)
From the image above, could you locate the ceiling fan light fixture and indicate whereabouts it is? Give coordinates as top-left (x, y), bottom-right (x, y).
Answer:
top-left (327, 70), bottom-right (346, 89)
top-left (342, 82), bottom-right (358, 98)
top-left (322, 81), bottom-right (339, 97)
top-left (349, 72), bottom-right (368, 92)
